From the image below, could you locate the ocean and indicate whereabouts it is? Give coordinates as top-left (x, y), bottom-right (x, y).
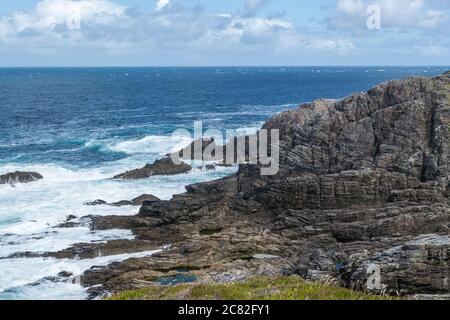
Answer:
top-left (0, 66), bottom-right (448, 299)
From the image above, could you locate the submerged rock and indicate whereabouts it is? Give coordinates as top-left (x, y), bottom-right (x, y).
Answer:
top-left (0, 171), bottom-right (43, 185)
top-left (113, 157), bottom-right (192, 180)
top-left (85, 199), bottom-right (108, 206)
top-left (75, 72), bottom-right (450, 297)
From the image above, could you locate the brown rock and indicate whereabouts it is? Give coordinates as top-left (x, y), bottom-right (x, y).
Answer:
top-left (113, 157), bottom-right (192, 180)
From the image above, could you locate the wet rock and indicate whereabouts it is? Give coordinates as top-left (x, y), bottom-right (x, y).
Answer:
top-left (85, 194), bottom-right (161, 208)
top-left (130, 194), bottom-right (161, 205)
top-left (176, 138), bottom-right (221, 161)
top-left (113, 157), bottom-right (192, 180)
top-left (56, 216), bottom-right (91, 229)
top-left (0, 171), bottom-right (43, 185)
top-left (85, 200), bottom-right (108, 206)
top-left (57, 271), bottom-right (74, 278)
top-left (109, 200), bottom-right (134, 207)
top-left (74, 72), bottom-right (450, 297)
top-left (48, 240), bottom-right (158, 260)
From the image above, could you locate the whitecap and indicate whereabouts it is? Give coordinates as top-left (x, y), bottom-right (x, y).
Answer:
top-left (0, 249), bottom-right (161, 299)
top-left (109, 134), bottom-right (193, 155)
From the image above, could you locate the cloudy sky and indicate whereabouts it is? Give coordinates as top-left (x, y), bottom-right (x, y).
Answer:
top-left (0, 0), bottom-right (449, 66)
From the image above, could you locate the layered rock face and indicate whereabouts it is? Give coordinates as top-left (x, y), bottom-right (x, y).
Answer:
top-left (81, 72), bottom-right (450, 297)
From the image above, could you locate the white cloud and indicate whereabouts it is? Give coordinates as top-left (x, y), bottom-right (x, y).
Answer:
top-left (243, 0), bottom-right (268, 17)
top-left (0, 0), bottom-right (126, 36)
top-left (0, 0), bottom-right (359, 65)
top-left (155, 0), bottom-right (171, 12)
top-left (309, 39), bottom-right (355, 54)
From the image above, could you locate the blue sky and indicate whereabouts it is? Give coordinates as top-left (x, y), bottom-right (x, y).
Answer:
top-left (0, 0), bottom-right (449, 66)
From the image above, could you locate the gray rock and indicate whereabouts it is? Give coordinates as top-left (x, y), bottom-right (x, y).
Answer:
top-left (113, 157), bottom-right (192, 180)
top-left (131, 194), bottom-right (160, 205)
top-left (0, 171), bottom-right (43, 185)
top-left (85, 194), bottom-right (161, 207)
top-left (175, 138), bottom-right (221, 161)
top-left (347, 235), bottom-right (450, 294)
top-left (74, 72), bottom-right (450, 297)
top-left (85, 199), bottom-right (108, 206)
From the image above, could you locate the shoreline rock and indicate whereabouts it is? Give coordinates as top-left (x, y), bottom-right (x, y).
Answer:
top-left (0, 171), bottom-right (43, 185)
top-left (48, 71), bottom-right (450, 298)
top-left (85, 194), bottom-right (161, 207)
top-left (113, 157), bottom-right (192, 180)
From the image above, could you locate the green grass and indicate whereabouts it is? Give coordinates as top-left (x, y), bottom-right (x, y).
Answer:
top-left (108, 276), bottom-right (399, 300)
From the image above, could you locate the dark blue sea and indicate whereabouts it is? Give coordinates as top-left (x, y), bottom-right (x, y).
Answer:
top-left (0, 66), bottom-right (447, 299)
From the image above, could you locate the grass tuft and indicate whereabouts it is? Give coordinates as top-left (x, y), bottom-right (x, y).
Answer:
top-left (108, 276), bottom-right (400, 300)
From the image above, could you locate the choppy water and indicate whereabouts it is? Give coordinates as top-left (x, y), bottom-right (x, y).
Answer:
top-left (0, 66), bottom-right (448, 299)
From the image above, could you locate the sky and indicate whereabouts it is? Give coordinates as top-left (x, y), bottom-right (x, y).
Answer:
top-left (0, 0), bottom-right (449, 66)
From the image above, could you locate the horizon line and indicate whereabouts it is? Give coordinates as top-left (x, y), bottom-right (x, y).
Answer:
top-left (0, 65), bottom-right (449, 68)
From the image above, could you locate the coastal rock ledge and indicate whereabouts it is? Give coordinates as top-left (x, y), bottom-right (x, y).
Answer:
top-left (79, 72), bottom-right (450, 298)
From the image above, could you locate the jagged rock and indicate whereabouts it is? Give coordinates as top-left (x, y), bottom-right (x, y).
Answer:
top-left (49, 240), bottom-right (158, 259)
top-left (73, 72), bottom-right (450, 297)
top-left (175, 135), bottom-right (265, 165)
top-left (176, 138), bottom-right (220, 161)
top-left (346, 235), bottom-right (450, 294)
top-left (57, 271), bottom-right (74, 278)
top-left (5, 240), bottom-right (158, 260)
top-left (109, 200), bottom-right (134, 207)
top-left (0, 171), bottom-right (43, 185)
top-left (131, 194), bottom-right (161, 205)
top-left (113, 157), bottom-right (192, 180)
top-left (84, 194), bottom-right (160, 207)
top-left (85, 199), bottom-right (108, 206)
top-left (56, 215), bottom-right (81, 228)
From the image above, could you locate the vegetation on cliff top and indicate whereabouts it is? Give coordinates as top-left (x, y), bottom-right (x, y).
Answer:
top-left (109, 276), bottom-right (399, 300)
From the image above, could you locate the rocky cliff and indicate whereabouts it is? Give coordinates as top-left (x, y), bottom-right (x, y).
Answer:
top-left (79, 72), bottom-right (450, 298)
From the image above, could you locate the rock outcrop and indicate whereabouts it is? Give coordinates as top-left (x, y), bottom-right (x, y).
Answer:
top-left (85, 194), bottom-right (160, 207)
top-left (113, 157), bottom-right (192, 180)
top-left (60, 72), bottom-right (450, 298)
top-left (347, 234), bottom-right (450, 294)
top-left (0, 171), bottom-right (43, 185)
top-left (175, 138), bottom-right (219, 161)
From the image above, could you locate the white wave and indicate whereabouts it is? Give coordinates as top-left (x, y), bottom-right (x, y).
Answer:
top-left (0, 228), bottom-right (135, 257)
top-left (0, 131), bottom-right (240, 299)
top-left (0, 159), bottom-right (236, 238)
top-left (109, 134), bottom-right (193, 155)
top-left (233, 125), bottom-right (263, 137)
top-left (0, 163), bottom-right (110, 183)
top-left (0, 249), bottom-right (161, 299)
